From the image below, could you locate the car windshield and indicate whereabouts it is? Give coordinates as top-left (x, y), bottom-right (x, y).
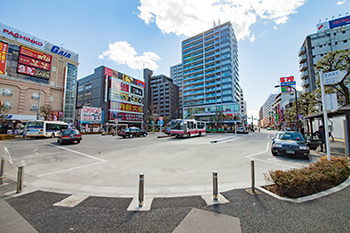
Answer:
top-left (275, 132), bottom-right (304, 141)
top-left (62, 130), bottom-right (79, 135)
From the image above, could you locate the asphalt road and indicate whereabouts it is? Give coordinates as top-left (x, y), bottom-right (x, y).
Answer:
top-left (1, 130), bottom-right (319, 198)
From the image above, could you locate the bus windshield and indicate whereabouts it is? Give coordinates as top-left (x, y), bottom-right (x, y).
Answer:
top-left (27, 122), bottom-right (44, 128)
top-left (170, 121), bottom-right (183, 130)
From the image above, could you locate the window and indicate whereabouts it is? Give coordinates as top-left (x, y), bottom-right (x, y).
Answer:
top-left (78, 85), bottom-right (84, 92)
top-left (3, 101), bottom-right (10, 109)
top-left (31, 104), bottom-right (38, 111)
top-left (344, 40), bottom-right (348, 43)
top-left (85, 83), bottom-right (92, 89)
top-left (32, 92), bottom-right (39, 99)
top-left (3, 88), bottom-right (12, 96)
top-left (50, 96), bottom-right (54, 102)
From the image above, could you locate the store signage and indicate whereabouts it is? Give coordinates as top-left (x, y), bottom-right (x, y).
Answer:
top-left (136, 80), bottom-right (145, 88)
top-left (323, 70), bottom-right (346, 85)
top-left (20, 46), bottom-right (52, 63)
top-left (110, 101), bottom-right (142, 113)
top-left (280, 76), bottom-right (295, 93)
top-left (80, 106), bottom-right (102, 124)
top-left (18, 55), bottom-right (51, 71)
top-left (0, 42), bottom-right (8, 75)
top-left (2, 28), bottom-right (43, 46)
top-left (131, 86), bottom-right (143, 96)
top-left (50, 45), bottom-right (71, 58)
top-left (105, 67), bottom-right (113, 76)
top-left (110, 112), bottom-right (142, 122)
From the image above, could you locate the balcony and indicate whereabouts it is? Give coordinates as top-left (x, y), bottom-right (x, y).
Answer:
top-left (299, 63), bottom-right (307, 71)
top-left (301, 79), bottom-right (309, 87)
top-left (298, 46), bottom-right (306, 56)
top-left (301, 71), bottom-right (308, 79)
top-left (299, 54), bottom-right (307, 64)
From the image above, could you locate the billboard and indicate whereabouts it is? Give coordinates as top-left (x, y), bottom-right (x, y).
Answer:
top-left (110, 101), bottom-right (142, 113)
top-left (110, 112), bottom-right (142, 122)
top-left (80, 106), bottom-right (102, 124)
top-left (0, 41), bottom-right (8, 75)
top-left (17, 46), bottom-right (52, 80)
top-left (329, 15), bottom-right (350, 29)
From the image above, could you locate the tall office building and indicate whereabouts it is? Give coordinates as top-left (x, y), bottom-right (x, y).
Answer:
top-left (170, 63), bottom-right (183, 118)
top-left (299, 15), bottom-right (350, 93)
top-left (149, 74), bottom-right (179, 120)
top-left (181, 21), bottom-right (241, 126)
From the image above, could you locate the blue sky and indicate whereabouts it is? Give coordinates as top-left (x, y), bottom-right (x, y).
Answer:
top-left (1, 0), bottom-right (349, 120)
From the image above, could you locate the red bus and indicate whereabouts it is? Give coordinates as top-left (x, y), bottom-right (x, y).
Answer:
top-left (170, 119), bottom-right (206, 138)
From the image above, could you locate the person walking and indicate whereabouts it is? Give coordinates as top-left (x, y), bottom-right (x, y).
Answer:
top-left (316, 125), bottom-right (326, 152)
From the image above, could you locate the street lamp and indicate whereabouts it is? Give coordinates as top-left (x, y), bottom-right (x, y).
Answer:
top-left (274, 84), bottom-right (299, 131)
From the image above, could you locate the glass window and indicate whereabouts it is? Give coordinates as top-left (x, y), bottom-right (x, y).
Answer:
top-left (32, 92), bottom-right (39, 99)
top-left (3, 88), bottom-right (12, 96)
top-left (31, 104), bottom-right (38, 111)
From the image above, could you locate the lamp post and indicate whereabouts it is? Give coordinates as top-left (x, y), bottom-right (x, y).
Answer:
top-left (275, 84), bottom-right (299, 131)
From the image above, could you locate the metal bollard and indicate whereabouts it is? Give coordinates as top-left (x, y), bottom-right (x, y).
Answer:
top-left (0, 157), bottom-right (5, 185)
top-left (213, 171), bottom-right (218, 201)
top-left (251, 160), bottom-right (255, 194)
top-left (138, 173), bottom-right (144, 207)
top-left (17, 165), bottom-right (24, 193)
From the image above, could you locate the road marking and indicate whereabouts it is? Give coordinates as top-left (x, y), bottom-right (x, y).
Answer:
top-left (245, 142), bottom-right (270, 158)
top-left (4, 147), bottom-right (14, 165)
top-left (53, 195), bottom-right (88, 207)
top-left (51, 145), bottom-right (107, 162)
top-left (38, 161), bottom-right (105, 177)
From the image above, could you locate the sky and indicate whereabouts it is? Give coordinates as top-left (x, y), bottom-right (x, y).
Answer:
top-left (1, 0), bottom-right (349, 121)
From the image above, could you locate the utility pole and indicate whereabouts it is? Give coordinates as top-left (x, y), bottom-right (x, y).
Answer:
top-left (36, 82), bottom-right (42, 120)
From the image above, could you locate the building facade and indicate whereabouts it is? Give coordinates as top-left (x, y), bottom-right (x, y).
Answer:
top-left (261, 93), bottom-right (277, 128)
top-left (170, 63), bottom-right (183, 118)
top-left (181, 21), bottom-right (241, 127)
top-left (299, 15), bottom-right (350, 93)
top-left (77, 66), bottom-right (145, 130)
top-left (0, 23), bottom-right (79, 128)
top-left (149, 74), bottom-right (179, 120)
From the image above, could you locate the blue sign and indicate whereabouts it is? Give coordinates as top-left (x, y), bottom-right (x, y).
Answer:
top-left (281, 81), bottom-right (296, 86)
top-left (51, 45), bottom-right (71, 58)
top-left (159, 120), bottom-right (164, 125)
top-left (329, 15), bottom-right (350, 29)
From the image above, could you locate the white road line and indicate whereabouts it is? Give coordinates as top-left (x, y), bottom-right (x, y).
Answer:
top-left (245, 142), bottom-right (270, 158)
top-left (39, 161), bottom-right (105, 177)
top-left (51, 145), bottom-right (107, 162)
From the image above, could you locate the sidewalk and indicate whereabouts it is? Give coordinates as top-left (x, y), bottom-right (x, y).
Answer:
top-left (311, 138), bottom-right (348, 158)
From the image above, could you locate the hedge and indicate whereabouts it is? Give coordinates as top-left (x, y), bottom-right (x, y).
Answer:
top-left (264, 156), bottom-right (350, 198)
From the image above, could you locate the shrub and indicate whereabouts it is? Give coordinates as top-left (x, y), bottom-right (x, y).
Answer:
top-left (0, 134), bottom-right (16, 140)
top-left (264, 156), bottom-right (350, 198)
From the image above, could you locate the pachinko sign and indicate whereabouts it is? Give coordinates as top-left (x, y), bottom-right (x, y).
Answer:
top-left (0, 42), bottom-right (8, 75)
top-left (80, 106), bottom-right (102, 124)
top-left (110, 101), bottom-right (142, 113)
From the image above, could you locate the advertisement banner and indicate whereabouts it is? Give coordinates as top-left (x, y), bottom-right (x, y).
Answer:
top-left (110, 101), bottom-right (142, 113)
top-left (105, 67), bottom-right (113, 76)
top-left (136, 80), bottom-right (145, 88)
top-left (47, 111), bottom-right (63, 121)
top-left (20, 46), bottom-right (52, 63)
top-left (80, 106), bottom-right (102, 124)
top-left (110, 112), bottom-right (142, 122)
top-left (131, 86), bottom-right (143, 96)
top-left (329, 15), bottom-right (350, 29)
top-left (18, 55), bottom-right (51, 71)
top-left (0, 41), bottom-right (8, 75)
top-left (17, 64), bottom-right (50, 79)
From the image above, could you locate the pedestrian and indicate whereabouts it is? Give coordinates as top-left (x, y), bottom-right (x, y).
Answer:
top-left (315, 125), bottom-right (326, 152)
top-left (300, 127), bottom-right (305, 138)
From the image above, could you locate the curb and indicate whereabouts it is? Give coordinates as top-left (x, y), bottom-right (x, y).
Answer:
top-left (256, 176), bottom-right (350, 203)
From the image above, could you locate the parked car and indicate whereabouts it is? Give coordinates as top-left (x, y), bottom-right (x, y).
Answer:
top-left (57, 129), bottom-right (82, 145)
top-left (117, 127), bottom-right (148, 138)
top-left (163, 127), bottom-right (171, 135)
top-left (271, 131), bottom-right (309, 159)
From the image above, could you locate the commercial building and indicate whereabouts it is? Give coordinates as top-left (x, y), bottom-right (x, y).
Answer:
top-left (0, 23), bottom-right (79, 132)
top-left (76, 66), bottom-right (145, 131)
top-left (170, 63), bottom-right (183, 118)
top-left (299, 15), bottom-right (350, 93)
top-left (180, 21), bottom-right (242, 127)
top-left (148, 74), bottom-right (179, 120)
top-left (260, 93), bottom-right (278, 128)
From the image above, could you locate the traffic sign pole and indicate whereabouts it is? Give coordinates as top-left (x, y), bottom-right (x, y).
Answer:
top-left (320, 71), bottom-right (331, 161)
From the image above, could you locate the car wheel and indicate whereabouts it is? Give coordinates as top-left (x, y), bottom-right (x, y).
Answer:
top-left (123, 136), bottom-right (126, 138)
top-left (272, 150), bottom-right (277, 156)
top-left (188, 133), bottom-right (191, 138)
top-left (143, 133), bottom-right (147, 137)
top-left (129, 134), bottom-right (133, 138)
top-left (77, 139), bottom-right (81, 144)
top-left (60, 140), bottom-right (64, 145)
top-left (199, 132), bottom-right (202, 136)
top-left (52, 133), bottom-right (55, 138)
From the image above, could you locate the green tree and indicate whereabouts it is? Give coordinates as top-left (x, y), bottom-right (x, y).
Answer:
top-left (39, 104), bottom-right (53, 120)
top-left (147, 105), bottom-right (159, 132)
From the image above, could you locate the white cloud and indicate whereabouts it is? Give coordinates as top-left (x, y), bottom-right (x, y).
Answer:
top-left (337, 0), bottom-right (346, 5)
top-left (99, 41), bottom-right (161, 71)
top-left (273, 25), bottom-right (277, 30)
top-left (137, 0), bottom-right (306, 41)
top-left (250, 34), bottom-right (256, 42)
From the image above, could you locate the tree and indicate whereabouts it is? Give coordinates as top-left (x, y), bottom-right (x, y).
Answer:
top-left (0, 101), bottom-right (11, 133)
top-left (39, 104), bottom-right (53, 120)
top-left (315, 50), bottom-right (350, 105)
top-left (147, 105), bottom-right (159, 132)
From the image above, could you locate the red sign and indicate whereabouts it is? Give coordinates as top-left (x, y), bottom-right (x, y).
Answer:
top-left (20, 46), bottom-right (52, 63)
top-left (18, 55), bottom-right (51, 71)
top-left (0, 42), bottom-right (8, 75)
top-left (280, 76), bottom-right (294, 83)
top-left (136, 80), bottom-right (145, 88)
top-left (105, 67), bottom-right (113, 76)
top-left (110, 112), bottom-right (142, 122)
top-left (17, 64), bottom-right (35, 76)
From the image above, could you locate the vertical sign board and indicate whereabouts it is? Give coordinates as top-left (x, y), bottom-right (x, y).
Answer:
top-left (0, 42), bottom-right (8, 75)
top-left (280, 76), bottom-right (295, 93)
